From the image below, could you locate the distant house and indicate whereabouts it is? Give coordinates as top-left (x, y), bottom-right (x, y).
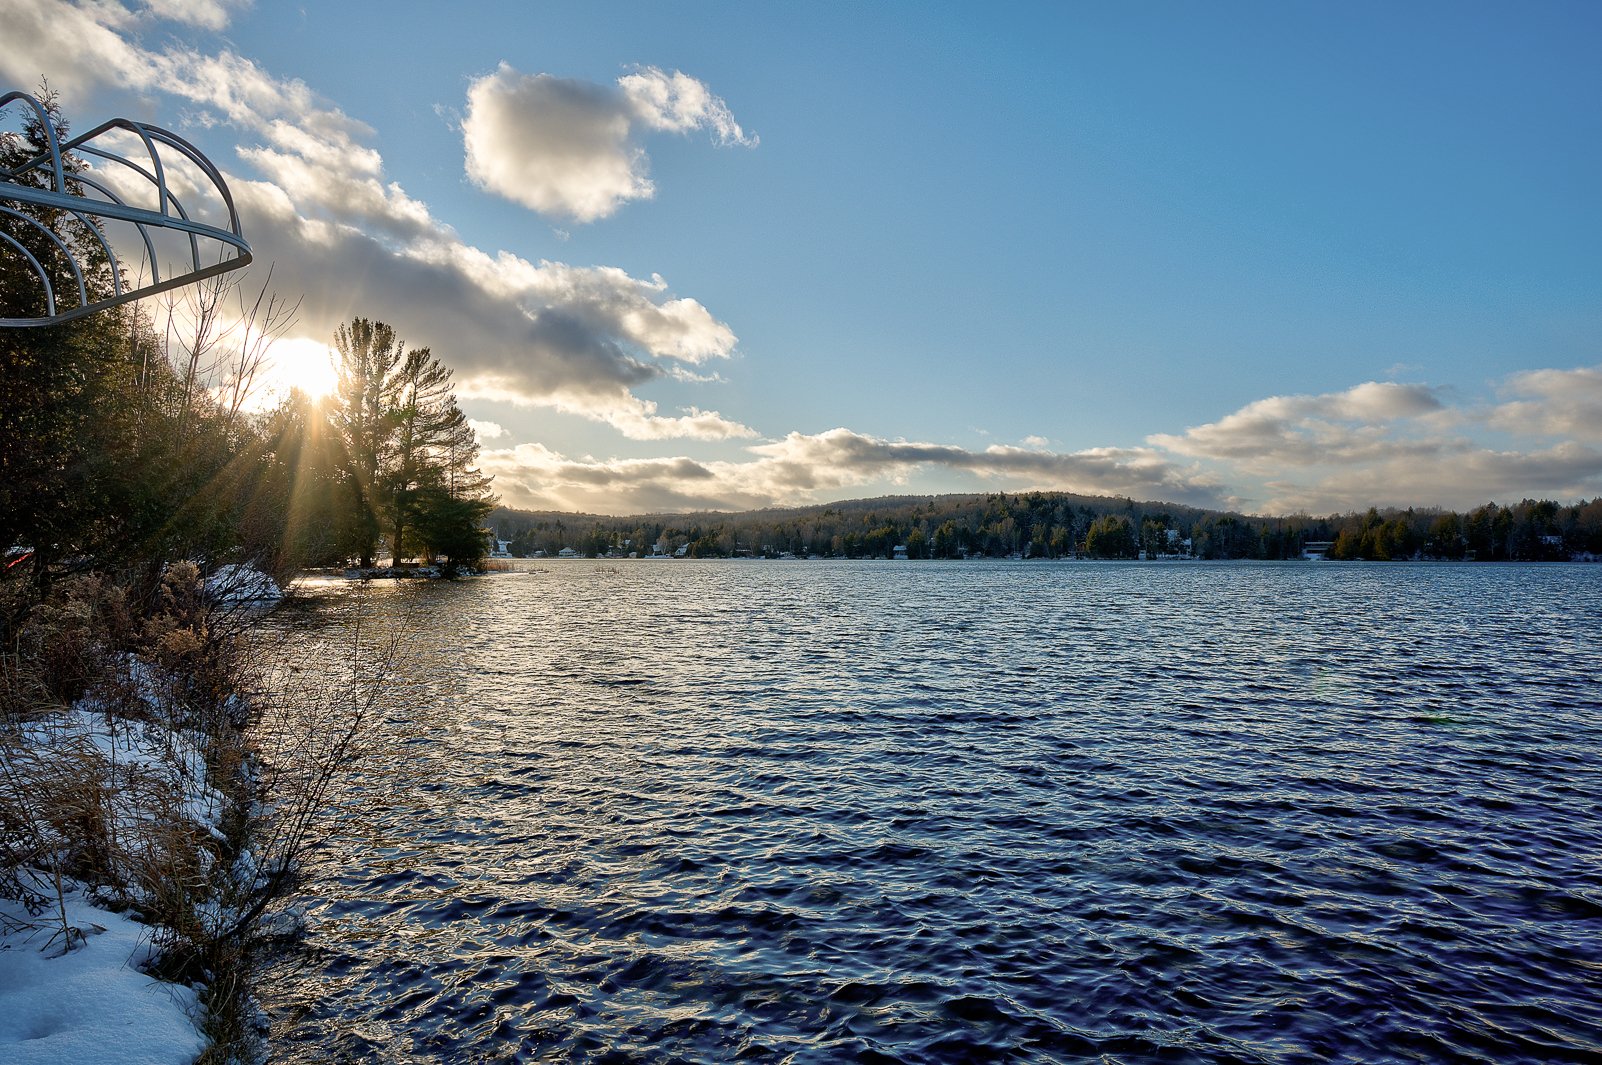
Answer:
top-left (558, 547), bottom-right (579, 558)
top-left (1302, 540), bottom-right (1335, 560)
top-left (892, 544), bottom-right (908, 559)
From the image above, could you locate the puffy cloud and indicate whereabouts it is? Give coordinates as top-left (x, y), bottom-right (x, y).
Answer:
top-left (1260, 442), bottom-right (1602, 514)
top-left (750, 430), bottom-right (1228, 506)
top-left (618, 66), bottom-right (755, 145)
top-left (139, 0), bottom-right (244, 31)
top-left (468, 420), bottom-right (507, 441)
top-left (229, 177), bottom-right (742, 435)
top-left (1149, 381), bottom-right (1446, 469)
top-left (1149, 375), bottom-right (1602, 514)
top-left (588, 401), bottom-right (756, 442)
top-left (1, 2), bottom-right (368, 148)
top-left (1, 1), bottom-right (141, 99)
top-left (481, 444), bottom-right (752, 514)
top-left (1488, 364), bottom-right (1602, 442)
top-left (235, 143), bottom-right (440, 244)
top-left (463, 63), bottom-right (754, 223)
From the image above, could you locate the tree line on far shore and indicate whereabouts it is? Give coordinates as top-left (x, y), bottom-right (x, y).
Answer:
top-left (487, 491), bottom-right (1602, 562)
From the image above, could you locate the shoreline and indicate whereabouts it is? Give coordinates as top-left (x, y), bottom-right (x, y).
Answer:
top-left (0, 564), bottom-right (296, 1065)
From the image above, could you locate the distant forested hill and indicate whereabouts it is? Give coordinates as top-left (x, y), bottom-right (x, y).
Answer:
top-left (488, 492), bottom-right (1602, 562)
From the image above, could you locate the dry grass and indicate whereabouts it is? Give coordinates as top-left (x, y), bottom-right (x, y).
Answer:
top-left (1, 563), bottom-right (397, 1063)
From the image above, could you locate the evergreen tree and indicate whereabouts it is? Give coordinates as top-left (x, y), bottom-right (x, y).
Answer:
top-left (384, 347), bottom-right (459, 564)
top-left (329, 318), bottom-right (405, 566)
top-left (415, 393), bottom-right (495, 571)
top-left (325, 317), bottom-right (494, 570)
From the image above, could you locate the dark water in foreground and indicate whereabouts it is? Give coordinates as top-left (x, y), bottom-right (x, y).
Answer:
top-left (259, 561), bottom-right (1602, 1063)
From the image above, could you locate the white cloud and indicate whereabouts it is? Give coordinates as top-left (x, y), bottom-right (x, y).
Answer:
top-left (1260, 442), bottom-right (1602, 514)
top-left (139, 0), bottom-right (245, 31)
top-left (1488, 364), bottom-right (1602, 442)
top-left (462, 63), bottom-right (754, 223)
top-left (618, 66), bottom-right (756, 145)
top-left (229, 177), bottom-right (742, 436)
top-left (1, 4), bottom-right (746, 440)
top-left (468, 420), bottom-right (507, 441)
top-left (588, 400), bottom-right (757, 442)
top-left (1149, 381), bottom-right (1446, 469)
top-left (1148, 375), bottom-right (1602, 514)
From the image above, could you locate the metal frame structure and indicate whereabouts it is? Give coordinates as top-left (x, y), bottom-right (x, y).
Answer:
top-left (1, 89), bottom-right (252, 327)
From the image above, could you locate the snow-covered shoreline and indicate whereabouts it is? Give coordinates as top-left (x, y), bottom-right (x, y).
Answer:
top-left (0, 703), bottom-right (222, 1064)
top-left (1, 563), bottom-right (283, 1065)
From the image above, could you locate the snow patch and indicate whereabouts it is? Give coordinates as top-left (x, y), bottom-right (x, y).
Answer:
top-left (0, 882), bottom-right (205, 1065)
top-left (1, 654), bottom-right (232, 1063)
top-left (205, 564), bottom-right (282, 604)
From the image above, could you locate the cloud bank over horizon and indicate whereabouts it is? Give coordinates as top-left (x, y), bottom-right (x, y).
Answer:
top-left (3, 2), bottom-right (1598, 517)
top-left (478, 369), bottom-right (1602, 516)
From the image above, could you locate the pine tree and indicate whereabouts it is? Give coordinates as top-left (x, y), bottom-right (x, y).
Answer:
top-left (414, 394), bottom-right (495, 572)
top-left (384, 347), bottom-right (458, 564)
top-left (329, 318), bottom-right (405, 567)
top-left (325, 317), bottom-right (495, 570)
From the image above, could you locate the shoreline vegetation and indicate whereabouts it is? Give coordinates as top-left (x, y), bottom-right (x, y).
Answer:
top-left (4, 89), bottom-right (493, 1063)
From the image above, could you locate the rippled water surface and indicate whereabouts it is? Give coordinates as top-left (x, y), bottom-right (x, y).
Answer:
top-left (259, 561), bottom-right (1602, 1063)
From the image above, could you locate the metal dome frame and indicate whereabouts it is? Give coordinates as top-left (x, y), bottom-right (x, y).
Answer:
top-left (1, 89), bottom-right (252, 327)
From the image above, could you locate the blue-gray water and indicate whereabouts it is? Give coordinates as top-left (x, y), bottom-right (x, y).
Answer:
top-left (260, 560), bottom-right (1602, 1063)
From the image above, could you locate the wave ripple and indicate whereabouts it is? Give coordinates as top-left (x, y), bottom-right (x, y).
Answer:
top-left (261, 561), bottom-right (1602, 1063)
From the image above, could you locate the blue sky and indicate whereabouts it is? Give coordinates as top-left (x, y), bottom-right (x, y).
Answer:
top-left (4, 1), bottom-right (1600, 514)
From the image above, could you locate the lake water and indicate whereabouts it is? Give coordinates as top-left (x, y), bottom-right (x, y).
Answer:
top-left (257, 560), bottom-right (1602, 1063)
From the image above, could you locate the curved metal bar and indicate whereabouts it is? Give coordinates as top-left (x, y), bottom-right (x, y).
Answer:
top-left (61, 169), bottom-right (158, 292)
top-left (142, 124), bottom-right (246, 241)
top-left (107, 120), bottom-right (201, 271)
top-left (0, 202), bottom-right (88, 309)
top-left (78, 122), bottom-right (232, 275)
top-left (0, 91), bottom-right (66, 194)
top-left (73, 142), bottom-right (196, 282)
top-left (65, 208), bottom-right (126, 298)
top-left (0, 227), bottom-right (57, 317)
top-left (1, 90), bottom-right (252, 327)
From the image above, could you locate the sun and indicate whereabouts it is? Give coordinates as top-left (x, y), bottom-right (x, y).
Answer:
top-left (264, 336), bottom-right (340, 403)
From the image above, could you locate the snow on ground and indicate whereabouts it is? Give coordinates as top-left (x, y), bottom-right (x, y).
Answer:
top-left (42, 661), bottom-right (228, 846)
top-left (0, 880), bottom-right (205, 1065)
top-left (0, 655), bottom-right (228, 1065)
top-left (206, 563), bottom-right (282, 604)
